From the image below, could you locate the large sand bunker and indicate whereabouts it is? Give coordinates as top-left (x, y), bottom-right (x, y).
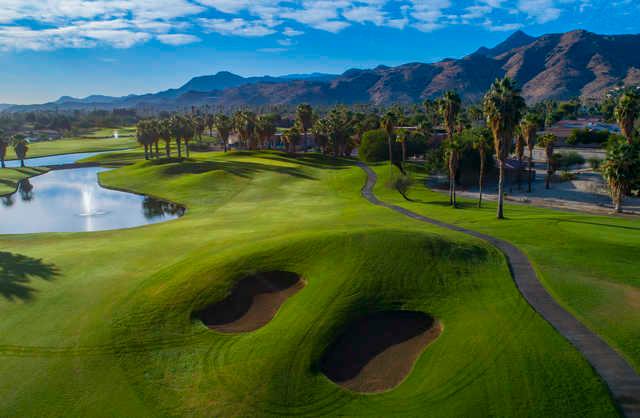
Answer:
top-left (320, 310), bottom-right (441, 393)
top-left (194, 271), bottom-right (304, 333)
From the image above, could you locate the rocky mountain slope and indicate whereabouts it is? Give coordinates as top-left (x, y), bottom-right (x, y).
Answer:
top-left (7, 29), bottom-right (640, 111)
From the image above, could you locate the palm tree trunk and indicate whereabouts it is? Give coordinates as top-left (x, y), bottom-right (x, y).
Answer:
top-left (497, 159), bottom-right (505, 219)
top-left (546, 157), bottom-right (551, 189)
top-left (614, 189), bottom-right (622, 213)
top-left (155, 142), bottom-right (159, 158)
top-left (387, 136), bottom-right (393, 164)
top-left (185, 140), bottom-right (190, 157)
top-left (176, 139), bottom-right (182, 159)
top-left (166, 142), bottom-right (171, 158)
top-left (144, 144), bottom-right (149, 160)
top-left (1, 157), bottom-right (4, 168)
top-left (478, 150), bottom-right (485, 208)
top-left (20, 159), bottom-right (25, 168)
top-left (517, 156), bottom-right (522, 190)
top-left (528, 147), bottom-right (533, 193)
top-left (224, 139), bottom-right (228, 153)
top-left (448, 153), bottom-right (454, 206)
top-left (402, 141), bottom-right (406, 163)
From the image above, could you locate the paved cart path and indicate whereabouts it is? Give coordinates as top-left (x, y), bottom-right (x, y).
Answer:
top-left (357, 162), bottom-right (640, 418)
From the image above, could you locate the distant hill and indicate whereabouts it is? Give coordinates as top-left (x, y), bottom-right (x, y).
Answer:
top-left (6, 29), bottom-right (640, 112)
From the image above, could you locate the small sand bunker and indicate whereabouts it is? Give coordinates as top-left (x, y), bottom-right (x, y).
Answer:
top-left (194, 271), bottom-right (304, 333)
top-left (320, 311), bottom-right (442, 393)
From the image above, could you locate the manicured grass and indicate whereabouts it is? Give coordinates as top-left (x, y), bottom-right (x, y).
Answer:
top-left (81, 126), bottom-right (136, 138)
top-left (0, 150), bottom-right (620, 416)
top-left (0, 167), bottom-right (49, 196)
top-left (5, 137), bottom-right (138, 161)
top-left (374, 162), bottom-right (640, 373)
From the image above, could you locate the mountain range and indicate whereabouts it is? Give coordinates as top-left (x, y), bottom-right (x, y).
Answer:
top-left (6, 29), bottom-right (640, 112)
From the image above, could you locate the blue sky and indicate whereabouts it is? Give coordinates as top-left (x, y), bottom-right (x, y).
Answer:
top-left (0, 0), bottom-right (638, 104)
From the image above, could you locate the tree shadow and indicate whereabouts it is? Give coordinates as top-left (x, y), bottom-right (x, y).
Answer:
top-left (0, 252), bottom-right (59, 302)
top-left (552, 219), bottom-right (640, 231)
top-left (257, 152), bottom-right (355, 170)
top-left (161, 159), bottom-right (317, 180)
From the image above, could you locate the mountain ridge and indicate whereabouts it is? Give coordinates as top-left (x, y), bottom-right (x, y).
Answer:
top-left (6, 29), bottom-right (640, 112)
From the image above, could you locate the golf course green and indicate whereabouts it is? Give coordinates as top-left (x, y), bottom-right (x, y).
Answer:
top-left (0, 149), bottom-right (627, 416)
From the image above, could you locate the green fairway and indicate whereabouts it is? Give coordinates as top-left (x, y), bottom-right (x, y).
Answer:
top-left (5, 136), bottom-right (138, 161)
top-left (0, 150), bottom-right (621, 416)
top-left (373, 163), bottom-right (640, 373)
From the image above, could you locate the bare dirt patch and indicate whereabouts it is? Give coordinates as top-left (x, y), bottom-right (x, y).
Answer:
top-left (320, 310), bottom-right (442, 393)
top-left (194, 271), bottom-right (304, 333)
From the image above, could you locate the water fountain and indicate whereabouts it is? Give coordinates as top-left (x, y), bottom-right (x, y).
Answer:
top-left (78, 184), bottom-right (107, 217)
top-left (113, 130), bottom-right (119, 139)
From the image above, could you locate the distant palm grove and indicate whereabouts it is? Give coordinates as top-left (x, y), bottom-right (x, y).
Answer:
top-left (1, 78), bottom-right (639, 216)
top-left (128, 79), bottom-right (640, 217)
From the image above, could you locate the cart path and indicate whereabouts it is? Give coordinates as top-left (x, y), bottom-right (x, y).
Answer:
top-left (357, 162), bottom-right (640, 418)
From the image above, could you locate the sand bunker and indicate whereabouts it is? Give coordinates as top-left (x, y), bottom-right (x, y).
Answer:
top-left (194, 271), bottom-right (304, 333)
top-left (320, 310), bottom-right (442, 393)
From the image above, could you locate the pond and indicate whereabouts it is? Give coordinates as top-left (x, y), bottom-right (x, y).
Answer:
top-left (1, 154), bottom-right (184, 234)
top-left (5, 152), bottom-right (103, 168)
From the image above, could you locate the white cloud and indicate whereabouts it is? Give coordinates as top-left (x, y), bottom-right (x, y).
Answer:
top-left (156, 33), bottom-right (201, 45)
top-left (482, 20), bottom-right (524, 31)
top-left (517, 0), bottom-right (562, 23)
top-left (283, 27), bottom-right (304, 36)
top-left (0, 0), bottom-right (574, 51)
top-left (199, 18), bottom-right (277, 37)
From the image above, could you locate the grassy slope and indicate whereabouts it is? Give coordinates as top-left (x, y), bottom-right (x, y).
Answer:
top-left (0, 167), bottom-right (49, 195)
top-left (0, 151), bottom-right (619, 417)
top-left (374, 162), bottom-right (640, 372)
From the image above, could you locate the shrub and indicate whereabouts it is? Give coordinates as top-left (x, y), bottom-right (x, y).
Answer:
top-left (566, 129), bottom-right (610, 145)
top-left (555, 151), bottom-right (585, 172)
top-left (359, 129), bottom-right (399, 162)
top-left (588, 157), bottom-right (602, 170)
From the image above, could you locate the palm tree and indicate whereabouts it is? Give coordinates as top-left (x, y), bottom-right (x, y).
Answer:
top-left (614, 90), bottom-right (639, 144)
top-left (296, 104), bottom-right (313, 151)
top-left (515, 126), bottom-right (525, 190)
top-left (12, 135), bottom-right (29, 167)
top-left (0, 131), bottom-right (8, 168)
top-left (255, 115), bottom-right (277, 149)
top-left (520, 113), bottom-right (540, 192)
top-left (326, 106), bottom-right (354, 157)
top-left (193, 113), bottom-right (206, 144)
top-left (470, 127), bottom-right (492, 208)
top-left (233, 111), bottom-right (257, 150)
top-left (206, 113), bottom-right (215, 137)
top-left (381, 111), bottom-right (397, 166)
top-left (283, 126), bottom-right (302, 153)
top-left (136, 120), bottom-right (152, 160)
top-left (312, 118), bottom-right (330, 155)
top-left (158, 118), bottom-right (173, 158)
top-left (446, 133), bottom-right (467, 207)
top-left (214, 114), bottom-right (233, 152)
top-left (537, 133), bottom-right (557, 189)
top-left (181, 116), bottom-right (195, 157)
top-left (395, 128), bottom-right (409, 164)
top-left (601, 138), bottom-right (640, 212)
top-left (169, 116), bottom-right (183, 158)
top-left (483, 77), bottom-right (526, 219)
top-left (440, 91), bottom-right (462, 205)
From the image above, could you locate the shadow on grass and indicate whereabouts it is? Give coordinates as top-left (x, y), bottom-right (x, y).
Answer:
top-left (554, 219), bottom-right (640, 231)
top-left (161, 159), bottom-right (317, 180)
top-left (0, 252), bottom-right (59, 302)
top-left (245, 151), bottom-right (356, 170)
